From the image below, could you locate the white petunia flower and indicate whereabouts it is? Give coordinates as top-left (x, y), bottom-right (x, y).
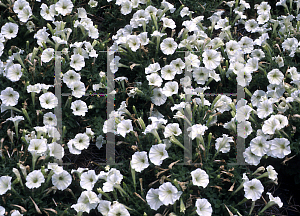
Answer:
top-left (13, 0), bottom-right (29, 14)
top-left (191, 168), bottom-right (209, 188)
top-left (161, 65), bottom-right (177, 80)
top-left (243, 147), bottom-right (261, 166)
top-left (202, 49), bottom-right (221, 70)
top-left (55, 0), bottom-right (74, 16)
top-left (149, 144), bottom-right (168, 166)
top-left (266, 192), bottom-right (283, 208)
top-left (250, 136), bottom-right (269, 157)
top-left (187, 124), bottom-right (208, 140)
top-left (151, 88), bottom-right (167, 106)
top-left (0, 87), bottom-right (19, 106)
top-left (80, 170), bottom-right (98, 190)
top-left (244, 179), bottom-right (264, 201)
top-left (163, 123), bottom-right (182, 138)
top-left (97, 200), bottom-right (111, 216)
top-left (71, 100), bottom-right (88, 116)
top-left (69, 81), bottom-right (85, 98)
top-left (40, 3), bottom-right (55, 21)
top-left (73, 133), bottom-right (90, 151)
top-left (52, 170), bottom-right (72, 190)
top-left (88, 0), bottom-right (98, 8)
top-left (18, 5), bottom-right (32, 23)
top-left (70, 54), bottom-right (85, 71)
top-left (39, 92), bottom-right (58, 109)
top-left (107, 202), bottom-right (130, 216)
top-left (41, 48), bottom-right (54, 63)
top-left (266, 165), bottom-right (278, 181)
top-left (146, 188), bottom-right (163, 210)
top-left (28, 139), bottom-right (48, 154)
top-left (25, 170), bottom-right (45, 189)
top-left (77, 190), bottom-right (100, 213)
top-left (162, 81), bottom-right (178, 97)
top-left (146, 73), bottom-right (163, 87)
top-left (0, 176), bottom-right (12, 195)
top-left (267, 69), bottom-right (284, 85)
top-left (43, 112), bottom-right (57, 126)
top-left (262, 116), bottom-right (280, 135)
top-left (158, 182), bottom-right (182, 205)
top-left (120, 0), bottom-right (132, 15)
top-left (237, 121), bottom-right (253, 138)
top-left (160, 38), bottom-right (178, 55)
top-left (1, 22), bottom-right (18, 39)
top-left (268, 138), bottom-right (291, 158)
top-left (6, 64), bottom-right (22, 82)
top-left (131, 151), bottom-right (149, 172)
top-left (127, 35), bottom-right (140, 52)
top-left (195, 198), bottom-right (213, 216)
top-left (48, 142), bottom-right (64, 159)
top-left (215, 134), bottom-right (234, 153)
top-left (117, 119), bottom-right (133, 138)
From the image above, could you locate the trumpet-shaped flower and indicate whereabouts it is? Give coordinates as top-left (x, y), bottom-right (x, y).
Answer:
top-left (151, 88), bottom-right (167, 106)
top-left (162, 81), bottom-right (178, 97)
top-left (187, 124), bottom-right (208, 140)
top-left (71, 100), bottom-right (88, 116)
top-left (97, 200), bottom-right (111, 216)
top-left (131, 151), bottom-right (149, 172)
top-left (120, 0), bottom-right (132, 15)
top-left (77, 190), bottom-right (100, 213)
top-left (149, 144), bottom-right (168, 165)
top-left (0, 87), bottom-right (19, 106)
top-left (215, 134), bottom-right (234, 153)
top-left (250, 136), bottom-right (269, 157)
top-left (1, 22), bottom-right (18, 39)
top-left (43, 112), bottom-right (57, 126)
top-left (195, 198), bottom-right (213, 216)
top-left (146, 188), bottom-right (163, 210)
top-left (262, 116), bottom-right (280, 135)
top-left (107, 202), bottom-right (130, 216)
top-left (161, 65), bottom-right (177, 80)
top-left (266, 192), bottom-right (283, 208)
top-left (244, 179), bottom-right (264, 201)
top-left (158, 182), bottom-right (182, 205)
top-left (6, 64), bottom-right (22, 82)
top-left (243, 147), bottom-right (261, 166)
top-left (48, 142), bottom-right (64, 159)
top-left (268, 138), bottom-right (291, 158)
top-left (117, 119), bottom-right (133, 138)
top-left (18, 6), bottom-right (32, 23)
top-left (39, 92), bottom-right (58, 109)
top-left (191, 168), bottom-right (209, 188)
top-left (73, 133), bottom-right (90, 151)
top-left (28, 139), bottom-right (48, 154)
top-left (267, 69), bottom-right (284, 85)
top-left (160, 38), bottom-right (178, 55)
top-left (146, 73), bottom-right (163, 87)
top-left (0, 176), bottom-right (12, 195)
top-left (70, 54), bottom-right (85, 71)
top-left (26, 170), bottom-right (45, 189)
top-left (55, 0), bottom-right (74, 16)
top-left (80, 170), bottom-right (98, 190)
top-left (164, 123), bottom-right (182, 138)
top-left (237, 121), bottom-right (253, 138)
top-left (41, 48), bottom-right (54, 63)
top-left (52, 170), bottom-right (72, 190)
top-left (202, 49), bottom-right (221, 70)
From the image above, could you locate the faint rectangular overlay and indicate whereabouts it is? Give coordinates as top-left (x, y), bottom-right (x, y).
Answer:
top-left (54, 51), bottom-right (121, 166)
top-left (177, 51), bottom-right (246, 166)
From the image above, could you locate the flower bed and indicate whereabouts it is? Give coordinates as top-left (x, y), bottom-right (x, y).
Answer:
top-left (0, 0), bottom-right (300, 215)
